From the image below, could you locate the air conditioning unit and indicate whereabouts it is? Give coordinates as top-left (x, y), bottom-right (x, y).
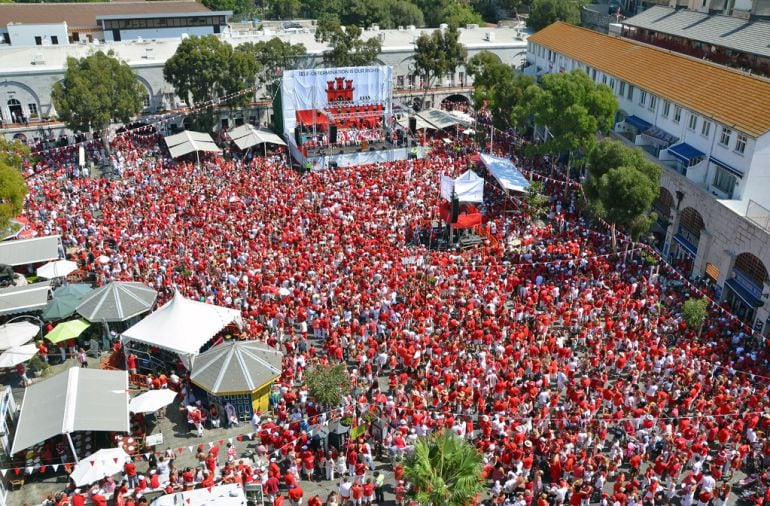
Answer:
top-left (398, 26), bottom-right (405, 31)
top-left (439, 23), bottom-right (448, 30)
top-left (406, 25), bottom-right (416, 31)
top-left (466, 23), bottom-right (479, 30)
top-left (485, 31), bottom-right (495, 41)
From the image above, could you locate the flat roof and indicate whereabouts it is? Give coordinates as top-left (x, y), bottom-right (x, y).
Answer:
top-left (623, 6), bottom-right (770, 59)
top-left (96, 11), bottom-right (231, 21)
top-left (0, 281), bottom-right (51, 316)
top-left (0, 235), bottom-right (60, 267)
top-left (528, 22), bottom-right (770, 137)
top-left (0, 0), bottom-right (212, 29)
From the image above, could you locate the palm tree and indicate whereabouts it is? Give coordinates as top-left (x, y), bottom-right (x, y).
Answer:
top-left (403, 430), bottom-right (484, 506)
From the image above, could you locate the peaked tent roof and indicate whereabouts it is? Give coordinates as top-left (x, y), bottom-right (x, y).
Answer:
top-left (164, 130), bottom-right (222, 159)
top-left (527, 22), bottom-right (770, 137)
top-left (11, 368), bottom-right (129, 454)
top-left (121, 291), bottom-right (242, 356)
top-left (480, 153), bottom-right (530, 193)
top-left (191, 341), bottom-right (283, 395)
top-left (76, 281), bottom-right (158, 323)
top-left (0, 235), bottom-right (60, 267)
top-left (228, 124), bottom-right (287, 150)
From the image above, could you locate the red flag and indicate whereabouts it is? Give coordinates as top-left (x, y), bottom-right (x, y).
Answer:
top-left (89, 460), bottom-right (95, 466)
top-left (177, 448), bottom-right (184, 454)
top-left (113, 458), bottom-right (119, 464)
top-left (218, 439), bottom-right (224, 446)
top-left (237, 435), bottom-right (243, 442)
top-left (14, 469), bottom-right (21, 475)
top-left (40, 466), bottom-right (47, 473)
top-left (186, 500), bottom-right (191, 504)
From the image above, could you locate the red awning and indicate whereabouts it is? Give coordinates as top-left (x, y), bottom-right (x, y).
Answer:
top-left (296, 110), bottom-right (329, 126)
top-left (438, 201), bottom-right (483, 229)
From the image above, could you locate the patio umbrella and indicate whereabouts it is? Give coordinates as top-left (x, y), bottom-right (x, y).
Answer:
top-left (76, 281), bottom-right (158, 323)
top-left (69, 447), bottom-right (129, 487)
top-left (36, 260), bottom-right (78, 279)
top-left (41, 294), bottom-right (80, 321)
top-left (45, 319), bottom-right (90, 344)
top-left (53, 283), bottom-right (94, 300)
top-left (0, 344), bottom-right (38, 367)
top-left (129, 389), bottom-right (178, 414)
top-left (0, 322), bottom-right (39, 350)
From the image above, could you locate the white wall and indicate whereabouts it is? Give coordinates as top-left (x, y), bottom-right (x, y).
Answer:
top-left (103, 26), bottom-right (217, 42)
top-left (7, 23), bottom-right (69, 47)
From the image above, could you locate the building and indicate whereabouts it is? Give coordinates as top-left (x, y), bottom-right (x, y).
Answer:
top-left (634, 0), bottom-right (770, 19)
top-left (0, 1), bottom-right (229, 46)
top-left (0, 22), bottom-right (530, 132)
top-left (527, 22), bottom-right (770, 333)
top-left (619, 6), bottom-right (770, 77)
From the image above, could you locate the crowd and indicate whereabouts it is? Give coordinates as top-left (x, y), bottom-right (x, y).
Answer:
top-left (19, 126), bottom-right (770, 506)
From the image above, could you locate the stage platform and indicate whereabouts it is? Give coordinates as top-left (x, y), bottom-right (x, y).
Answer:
top-left (291, 141), bottom-right (429, 169)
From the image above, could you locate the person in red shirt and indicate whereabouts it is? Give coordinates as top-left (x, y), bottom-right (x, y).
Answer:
top-left (70, 490), bottom-right (86, 506)
top-left (351, 480), bottom-right (364, 505)
top-left (288, 485), bottom-right (304, 506)
top-left (200, 471), bottom-right (215, 489)
top-left (362, 478), bottom-right (375, 505)
top-left (89, 490), bottom-right (107, 506)
top-left (124, 459), bottom-right (138, 489)
top-left (308, 495), bottom-right (323, 506)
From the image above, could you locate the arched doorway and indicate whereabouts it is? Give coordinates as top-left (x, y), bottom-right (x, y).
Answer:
top-left (12, 133), bottom-right (27, 144)
top-left (725, 252), bottom-right (768, 325)
top-left (670, 206), bottom-right (704, 276)
top-left (440, 94), bottom-right (470, 112)
top-left (7, 98), bottom-right (23, 124)
top-left (650, 187), bottom-right (674, 249)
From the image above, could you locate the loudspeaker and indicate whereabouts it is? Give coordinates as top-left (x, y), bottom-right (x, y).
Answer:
top-left (294, 128), bottom-right (301, 146)
top-left (329, 125), bottom-right (338, 144)
top-left (329, 161), bottom-right (338, 169)
top-left (451, 197), bottom-right (460, 224)
top-left (409, 117), bottom-right (417, 135)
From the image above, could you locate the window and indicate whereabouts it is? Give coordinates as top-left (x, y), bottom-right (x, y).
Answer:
top-left (719, 127), bottom-right (731, 146)
top-left (735, 134), bottom-right (747, 154)
top-left (34, 36), bottom-right (42, 45)
top-left (27, 103), bottom-right (38, 118)
top-left (688, 114), bottom-right (697, 131)
top-left (701, 121), bottom-right (711, 137)
top-left (609, 78), bottom-right (615, 89)
top-left (712, 167), bottom-right (736, 197)
top-left (673, 106), bottom-right (681, 123)
top-left (50, 35), bottom-right (58, 45)
top-left (662, 101), bottom-right (670, 118)
top-left (619, 81), bottom-right (626, 97)
top-left (649, 95), bottom-right (656, 110)
top-left (627, 85), bottom-right (634, 100)
top-left (639, 90), bottom-right (647, 106)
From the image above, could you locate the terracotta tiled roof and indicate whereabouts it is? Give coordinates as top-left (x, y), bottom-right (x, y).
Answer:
top-left (0, 1), bottom-right (211, 30)
top-left (528, 22), bottom-right (770, 137)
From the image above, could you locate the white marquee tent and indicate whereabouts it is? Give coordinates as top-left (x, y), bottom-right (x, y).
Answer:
top-left (121, 291), bottom-right (242, 368)
top-left (440, 170), bottom-right (484, 203)
top-left (11, 368), bottom-right (129, 457)
top-left (480, 153), bottom-right (530, 193)
top-left (164, 131), bottom-right (222, 159)
top-left (228, 124), bottom-right (287, 152)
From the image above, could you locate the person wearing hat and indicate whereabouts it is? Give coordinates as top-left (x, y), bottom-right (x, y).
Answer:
top-left (70, 489), bottom-right (85, 506)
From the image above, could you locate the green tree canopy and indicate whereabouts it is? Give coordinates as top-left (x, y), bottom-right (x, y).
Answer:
top-left (235, 38), bottom-right (307, 83)
top-left (51, 51), bottom-right (147, 135)
top-left (269, 0), bottom-right (301, 19)
top-left (682, 296), bottom-right (709, 335)
top-left (404, 430), bottom-right (484, 506)
top-left (527, 0), bottom-right (585, 31)
top-left (391, 1), bottom-right (425, 27)
top-left (413, 25), bottom-right (467, 104)
top-left (584, 138), bottom-right (659, 200)
top-left (414, 0), bottom-right (483, 27)
top-left (305, 363), bottom-right (351, 408)
top-left (201, 0), bottom-right (255, 19)
top-left (524, 69), bottom-right (617, 164)
top-left (0, 139), bottom-right (29, 233)
top-left (164, 35), bottom-right (258, 107)
top-left (315, 18), bottom-right (382, 67)
top-left (467, 51), bottom-right (533, 129)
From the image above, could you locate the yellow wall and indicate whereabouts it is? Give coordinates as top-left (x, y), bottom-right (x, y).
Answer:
top-left (250, 381), bottom-right (273, 414)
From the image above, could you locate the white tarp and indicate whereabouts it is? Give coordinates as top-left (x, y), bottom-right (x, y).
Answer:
top-left (11, 368), bottom-right (129, 454)
top-left (0, 235), bottom-right (60, 267)
top-left (397, 115), bottom-right (435, 131)
top-left (228, 124), bottom-right (287, 151)
top-left (449, 110), bottom-right (475, 126)
top-left (417, 109), bottom-right (462, 130)
top-left (480, 153), bottom-right (531, 193)
top-left (122, 291), bottom-right (242, 360)
top-left (164, 131), bottom-right (222, 159)
top-left (151, 484), bottom-right (246, 506)
top-left (440, 170), bottom-right (484, 203)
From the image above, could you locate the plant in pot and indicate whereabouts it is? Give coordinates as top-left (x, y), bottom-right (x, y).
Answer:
top-left (28, 355), bottom-right (50, 377)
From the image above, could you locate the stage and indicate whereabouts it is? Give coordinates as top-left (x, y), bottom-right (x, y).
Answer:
top-left (290, 140), bottom-right (429, 169)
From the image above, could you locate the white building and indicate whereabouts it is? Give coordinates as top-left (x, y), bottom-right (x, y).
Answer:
top-left (527, 22), bottom-right (770, 333)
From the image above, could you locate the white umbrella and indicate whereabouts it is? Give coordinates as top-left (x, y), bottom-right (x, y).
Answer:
top-left (69, 447), bottom-right (129, 486)
top-left (36, 260), bottom-right (78, 279)
top-left (97, 255), bottom-right (111, 264)
top-left (129, 389), bottom-right (178, 414)
top-left (0, 322), bottom-right (39, 350)
top-left (278, 287), bottom-right (291, 296)
top-left (0, 344), bottom-right (38, 368)
top-left (462, 129), bottom-right (476, 135)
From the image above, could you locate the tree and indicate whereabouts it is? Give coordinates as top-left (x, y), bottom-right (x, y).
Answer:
top-left (527, 0), bottom-right (585, 31)
top-left (437, 0), bottom-right (484, 27)
top-left (682, 296), bottom-right (709, 336)
top-left (467, 51), bottom-right (534, 129)
top-left (525, 180), bottom-right (550, 218)
top-left (52, 51), bottom-right (147, 143)
top-left (413, 25), bottom-right (467, 107)
top-left (584, 138), bottom-right (659, 200)
top-left (0, 139), bottom-right (29, 233)
top-left (391, 1), bottom-right (425, 27)
top-left (269, 0), bottom-right (301, 19)
top-left (524, 69), bottom-right (617, 170)
top-left (305, 363), bottom-right (351, 408)
top-left (201, 0), bottom-right (254, 19)
top-left (315, 18), bottom-right (382, 67)
top-left (235, 38), bottom-right (307, 84)
top-left (403, 430), bottom-right (484, 506)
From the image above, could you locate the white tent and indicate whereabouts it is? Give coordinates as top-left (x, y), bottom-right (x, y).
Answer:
top-left (122, 291), bottom-right (242, 367)
top-left (480, 153), bottom-right (531, 193)
top-left (440, 170), bottom-right (484, 203)
top-left (397, 115), bottom-right (435, 131)
top-left (69, 447), bottom-right (130, 486)
top-left (164, 131), bottom-right (222, 159)
top-left (129, 389), bottom-right (178, 414)
top-left (449, 109), bottom-right (475, 126)
top-left (11, 368), bottom-right (129, 456)
top-left (417, 108), bottom-right (462, 130)
top-left (36, 259), bottom-right (78, 279)
top-left (228, 124), bottom-right (287, 151)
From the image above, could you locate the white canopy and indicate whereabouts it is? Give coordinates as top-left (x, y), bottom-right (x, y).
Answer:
top-left (228, 124), bottom-right (287, 150)
top-left (440, 170), bottom-right (484, 203)
top-left (0, 343), bottom-right (38, 367)
top-left (397, 115), bottom-right (435, 131)
top-left (151, 484), bottom-right (246, 506)
top-left (69, 447), bottom-right (130, 486)
top-left (0, 235), bottom-right (60, 267)
top-left (122, 291), bottom-right (242, 359)
top-left (480, 153), bottom-right (531, 193)
top-left (449, 109), bottom-right (475, 126)
top-left (11, 368), bottom-right (129, 454)
top-left (0, 321), bottom-right (39, 350)
top-left (0, 282), bottom-right (51, 316)
top-left (36, 259), bottom-right (78, 279)
top-left (417, 108), bottom-right (462, 130)
top-left (164, 130), bottom-right (222, 159)
top-left (129, 389), bottom-right (178, 414)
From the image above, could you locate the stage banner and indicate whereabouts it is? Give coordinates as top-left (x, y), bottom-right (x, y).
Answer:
top-left (281, 66), bottom-right (393, 136)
